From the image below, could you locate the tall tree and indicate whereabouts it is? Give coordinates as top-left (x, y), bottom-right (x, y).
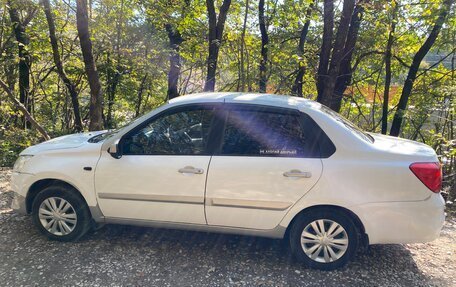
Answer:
top-left (239, 0), bottom-right (249, 92)
top-left (76, 0), bottom-right (103, 131)
top-left (7, 0), bottom-right (35, 129)
top-left (381, 0), bottom-right (398, 135)
top-left (106, 0), bottom-right (125, 129)
top-left (204, 0), bottom-right (232, 92)
top-left (142, 0), bottom-right (191, 99)
top-left (41, 0), bottom-right (83, 132)
top-left (316, 0), bottom-right (334, 99)
top-left (317, 0), bottom-right (356, 111)
top-left (165, 24), bottom-right (183, 100)
top-left (135, 73), bottom-right (148, 117)
top-left (332, 2), bottom-right (365, 110)
top-left (390, 0), bottom-right (453, 136)
top-left (258, 0), bottom-right (269, 93)
top-left (291, 2), bottom-right (313, 97)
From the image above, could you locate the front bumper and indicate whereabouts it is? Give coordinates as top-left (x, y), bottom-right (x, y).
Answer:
top-left (11, 192), bottom-right (27, 214)
top-left (10, 172), bottom-right (34, 215)
top-left (352, 193), bottom-right (445, 245)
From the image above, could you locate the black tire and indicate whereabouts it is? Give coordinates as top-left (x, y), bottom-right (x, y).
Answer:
top-left (289, 208), bottom-right (359, 270)
top-left (31, 185), bottom-right (92, 241)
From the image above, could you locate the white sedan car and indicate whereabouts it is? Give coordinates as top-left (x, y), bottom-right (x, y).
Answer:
top-left (11, 93), bottom-right (444, 270)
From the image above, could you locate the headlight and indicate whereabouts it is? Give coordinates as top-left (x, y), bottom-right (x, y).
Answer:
top-left (13, 155), bottom-right (33, 172)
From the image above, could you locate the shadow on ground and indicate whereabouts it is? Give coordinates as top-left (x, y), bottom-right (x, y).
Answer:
top-left (0, 206), bottom-right (441, 287)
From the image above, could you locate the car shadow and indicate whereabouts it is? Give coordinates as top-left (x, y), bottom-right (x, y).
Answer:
top-left (0, 209), bottom-right (446, 286)
top-left (0, 188), bottom-right (445, 287)
top-left (79, 223), bottom-right (439, 286)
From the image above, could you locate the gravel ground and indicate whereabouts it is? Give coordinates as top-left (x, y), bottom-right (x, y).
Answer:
top-left (1, 169), bottom-right (455, 287)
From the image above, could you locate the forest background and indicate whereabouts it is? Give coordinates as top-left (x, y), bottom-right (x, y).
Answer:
top-left (0, 0), bottom-right (455, 199)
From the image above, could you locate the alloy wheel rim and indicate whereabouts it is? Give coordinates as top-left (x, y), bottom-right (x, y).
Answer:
top-left (38, 197), bottom-right (77, 236)
top-left (300, 219), bottom-right (349, 263)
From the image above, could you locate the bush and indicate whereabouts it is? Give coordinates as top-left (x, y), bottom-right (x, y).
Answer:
top-left (0, 125), bottom-right (42, 167)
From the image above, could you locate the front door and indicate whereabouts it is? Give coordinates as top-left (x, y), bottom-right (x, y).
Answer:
top-left (205, 105), bottom-right (326, 229)
top-left (95, 104), bottom-right (218, 224)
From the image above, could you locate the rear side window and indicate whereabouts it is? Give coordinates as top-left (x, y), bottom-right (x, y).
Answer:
top-left (220, 107), bottom-right (334, 158)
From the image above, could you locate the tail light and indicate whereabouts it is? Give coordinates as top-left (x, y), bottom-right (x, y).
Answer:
top-left (409, 162), bottom-right (442, 193)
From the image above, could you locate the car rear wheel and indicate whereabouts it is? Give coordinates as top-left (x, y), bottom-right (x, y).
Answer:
top-left (32, 185), bottom-right (92, 241)
top-left (289, 208), bottom-right (359, 270)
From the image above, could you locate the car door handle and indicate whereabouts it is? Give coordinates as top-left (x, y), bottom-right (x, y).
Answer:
top-left (178, 166), bottom-right (204, 174)
top-left (283, 170), bottom-right (312, 178)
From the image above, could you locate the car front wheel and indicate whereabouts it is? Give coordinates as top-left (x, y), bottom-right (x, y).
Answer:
top-left (32, 185), bottom-right (92, 241)
top-left (289, 208), bottom-right (359, 270)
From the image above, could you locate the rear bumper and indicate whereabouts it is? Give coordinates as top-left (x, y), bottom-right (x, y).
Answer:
top-left (352, 193), bottom-right (445, 245)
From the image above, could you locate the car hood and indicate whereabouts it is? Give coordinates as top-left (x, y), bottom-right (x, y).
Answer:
top-left (369, 133), bottom-right (437, 160)
top-left (21, 131), bottom-right (106, 155)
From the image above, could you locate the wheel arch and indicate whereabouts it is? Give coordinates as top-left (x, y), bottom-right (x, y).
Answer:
top-left (26, 178), bottom-right (89, 214)
top-left (284, 204), bottom-right (368, 246)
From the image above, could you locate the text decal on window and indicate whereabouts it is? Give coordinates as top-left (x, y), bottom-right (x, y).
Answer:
top-left (259, 149), bottom-right (297, 156)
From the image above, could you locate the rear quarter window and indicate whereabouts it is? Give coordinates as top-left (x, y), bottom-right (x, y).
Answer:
top-left (319, 105), bottom-right (374, 143)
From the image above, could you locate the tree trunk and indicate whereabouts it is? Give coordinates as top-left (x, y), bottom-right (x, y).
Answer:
top-left (135, 73), bottom-right (148, 117)
top-left (316, 0), bottom-right (334, 100)
top-left (76, 0), bottom-right (103, 131)
top-left (291, 2), bottom-right (313, 97)
top-left (8, 1), bottom-right (31, 129)
top-left (381, 0), bottom-right (397, 135)
top-left (239, 0), bottom-right (249, 92)
top-left (204, 0), bottom-right (232, 92)
top-left (41, 0), bottom-right (83, 132)
top-left (318, 0), bottom-right (355, 111)
top-left (165, 24), bottom-right (184, 100)
top-left (258, 0), bottom-right (269, 93)
top-left (106, 70), bottom-right (120, 129)
top-left (106, 0), bottom-right (124, 129)
top-left (390, 0), bottom-right (453, 136)
top-left (0, 79), bottom-right (50, 140)
top-left (332, 2), bottom-right (364, 112)
top-left (106, 51), bottom-right (116, 129)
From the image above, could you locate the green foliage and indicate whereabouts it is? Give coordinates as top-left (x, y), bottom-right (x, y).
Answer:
top-left (0, 0), bottom-right (455, 200)
top-left (0, 126), bottom-right (41, 167)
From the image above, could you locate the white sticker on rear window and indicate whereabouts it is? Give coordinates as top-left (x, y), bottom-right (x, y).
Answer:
top-left (260, 149), bottom-right (297, 155)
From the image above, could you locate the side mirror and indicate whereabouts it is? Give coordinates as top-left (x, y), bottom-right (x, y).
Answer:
top-left (108, 140), bottom-right (122, 159)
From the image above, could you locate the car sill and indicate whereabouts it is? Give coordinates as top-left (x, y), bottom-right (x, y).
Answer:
top-left (104, 217), bottom-right (286, 239)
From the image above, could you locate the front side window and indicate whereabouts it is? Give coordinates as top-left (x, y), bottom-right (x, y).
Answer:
top-left (122, 107), bottom-right (214, 155)
top-left (221, 109), bottom-right (310, 157)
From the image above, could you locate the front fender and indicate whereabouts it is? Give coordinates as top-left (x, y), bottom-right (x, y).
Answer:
top-left (21, 144), bottom-right (102, 208)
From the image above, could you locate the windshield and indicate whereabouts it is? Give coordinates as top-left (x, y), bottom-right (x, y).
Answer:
top-left (88, 102), bottom-right (169, 143)
top-left (319, 105), bottom-right (374, 143)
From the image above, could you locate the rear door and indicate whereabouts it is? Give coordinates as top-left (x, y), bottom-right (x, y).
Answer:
top-left (205, 104), bottom-right (327, 229)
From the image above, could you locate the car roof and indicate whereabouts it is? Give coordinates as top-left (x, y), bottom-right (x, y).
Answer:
top-left (168, 92), bottom-right (321, 110)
